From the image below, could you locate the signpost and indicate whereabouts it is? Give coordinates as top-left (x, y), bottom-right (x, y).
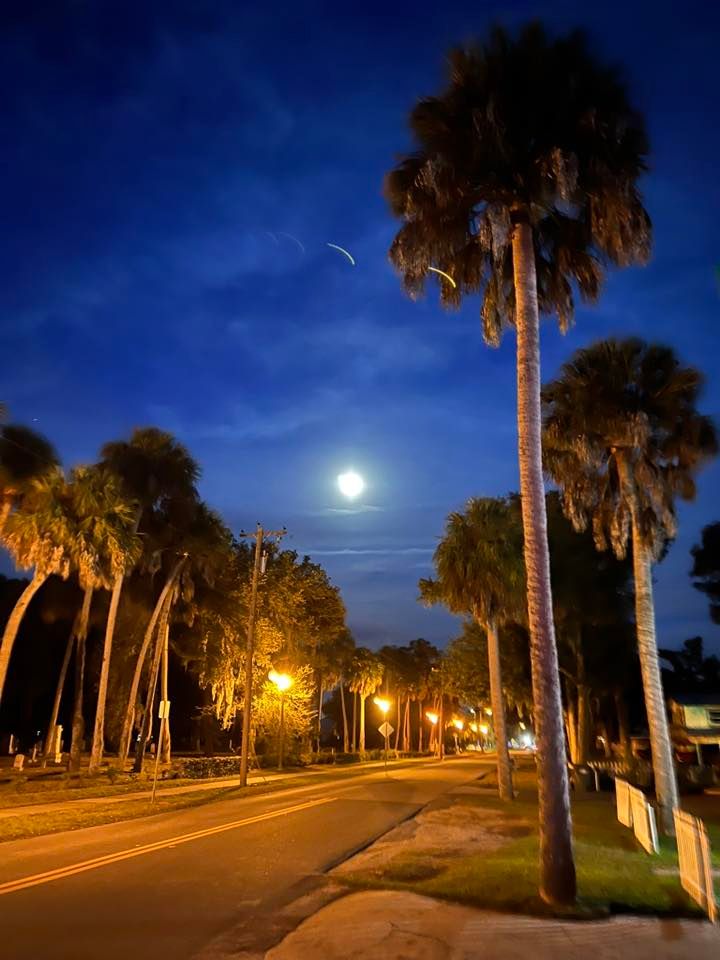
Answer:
top-left (151, 699), bottom-right (171, 803)
top-left (378, 721), bottom-right (394, 773)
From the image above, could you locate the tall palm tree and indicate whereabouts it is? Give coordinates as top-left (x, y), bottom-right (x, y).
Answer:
top-left (0, 423), bottom-right (59, 534)
top-left (38, 467), bottom-right (141, 766)
top-left (0, 472), bottom-right (73, 704)
top-left (384, 23), bottom-right (651, 903)
top-left (348, 648), bottom-right (384, 752)
top-left (67, 466), bottom-right (140, 771)
top-left (89, 428), bottom-right (200, 772)
top-left (312, 628), bottom-right (356, 754)
top-left (130, 501), bottom-right (233, 772)
top-left (332, 630), bottom-right (356, 753)
top-left (543, 338), bottom-right (717, 832)
top-left (420, 498), bottom-right (525, 800)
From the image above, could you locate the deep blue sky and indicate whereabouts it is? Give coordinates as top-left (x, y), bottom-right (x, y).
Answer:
top-left (2, 1), bottom-right (719, 653)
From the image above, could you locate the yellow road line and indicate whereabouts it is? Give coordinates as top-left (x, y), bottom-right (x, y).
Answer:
top-left (0, 796), bottom-right (335, 896)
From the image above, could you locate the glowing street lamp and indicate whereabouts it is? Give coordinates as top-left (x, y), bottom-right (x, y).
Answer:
top-left (452, 719), bottom-right (464, 731)
top-left (269, 670), bottom-right (293, 770)
top-left (425, 711), bottom-right (439, 756)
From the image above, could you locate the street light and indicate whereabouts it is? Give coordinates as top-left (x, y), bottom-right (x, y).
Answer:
top-left (425, 711), bottom-right (439, 756)
top-left (479, 722), bottom-right (489, 751)
top-left (269, 670), bottom-right (293, 770)
top-left (451, 718), bottom-right (465, 755)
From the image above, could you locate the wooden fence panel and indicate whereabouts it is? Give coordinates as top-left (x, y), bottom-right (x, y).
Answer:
top-left (674, 808), bottom-right (718, 923)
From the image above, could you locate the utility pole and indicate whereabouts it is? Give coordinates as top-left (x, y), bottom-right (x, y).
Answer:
top-left (238, 523), bottom-right (285, 788)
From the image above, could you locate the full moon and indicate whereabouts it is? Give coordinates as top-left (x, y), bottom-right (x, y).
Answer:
top-left (337, 470), bottom-right (365, 499)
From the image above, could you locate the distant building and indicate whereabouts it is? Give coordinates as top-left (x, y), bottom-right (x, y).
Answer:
top-left (669, 693), bottom-right (720, 764)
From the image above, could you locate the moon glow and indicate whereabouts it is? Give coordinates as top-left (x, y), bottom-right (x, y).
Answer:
top-left (337, 470), bottom-right (365, 499)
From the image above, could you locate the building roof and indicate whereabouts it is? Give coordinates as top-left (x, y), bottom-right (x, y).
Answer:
top-left (669, 692), bottom-right (720, 706)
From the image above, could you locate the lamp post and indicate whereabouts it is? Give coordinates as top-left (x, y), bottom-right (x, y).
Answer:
top-left (479, 723), bottom-right (489, 751)
top-left (426, 711), bottom-right (439, 756)
top-left (374, 696), bottom-right (391, 772)
top-left (269, 669), bottom-right (293, 771)
top-left (452, 718), bottom-right (464, 755)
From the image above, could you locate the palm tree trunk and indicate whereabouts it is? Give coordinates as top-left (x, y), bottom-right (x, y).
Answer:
top-left (631, 527), bottom-right (679, 833)
top-left (0, 572), bottom-right (47, 707)
top-left (89, 506), bottom-right (142, 775)
top-left (352, 691), bottom-right (357, 752)
top-left (512, 218), bottom-right (576, 904)
top-left (134, 599), bottom-right (168, 774)
top-left (88, 572), bottom-right (123, 774)
top-left (566, 699), bottom-right (578, 764)
top-left (159, 622), bottom-right (171, 764)
top-left (117, 557), bottom-right (186, 764)
top-left (486, 617), bottom-right (513, 800)
top-left (394, 696), bottom-right (402, 751)
top-left (359, 694), bottom-right (366, 752)
top-left (339, 682), bottom-right (349, 752)
top-left (615, 688), bottom-right (632, 764)
top-left (316, 678), bottom-right (324, 752)
top-left (42, 616), bottom-right (77, 763)
top-left (576, 645), bottom-right (590, 766)
top-left (69, 586), bottom-right (93, 773)
top-left (577, 686), bottom-right (590, 765)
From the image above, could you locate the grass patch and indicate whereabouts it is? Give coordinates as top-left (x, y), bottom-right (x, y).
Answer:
top-left (0, 785), bottom-right (250, 842)
top-left (338, 768), bottom-right (717, 919)
top-left (0, 773), bottom-right (226, 807)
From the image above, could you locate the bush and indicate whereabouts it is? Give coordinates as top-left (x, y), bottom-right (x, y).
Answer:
top-left (171, 756), bottom-right (240, 779)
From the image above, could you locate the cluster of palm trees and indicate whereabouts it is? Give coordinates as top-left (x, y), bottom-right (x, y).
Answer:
top-left (385, 22), bottom-right (716, 905)
top-left (0, 424), bottom-right (233, 772)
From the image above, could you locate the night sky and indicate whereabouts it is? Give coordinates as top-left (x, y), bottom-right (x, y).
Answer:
top-left (2, 1), bottom-right (719, 653)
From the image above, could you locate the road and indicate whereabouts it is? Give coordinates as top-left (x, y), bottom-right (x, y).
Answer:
top-left (0, 756), bottom-right (490, 960)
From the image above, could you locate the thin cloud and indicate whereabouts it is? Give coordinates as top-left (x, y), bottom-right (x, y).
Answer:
top-left (310, 547), bottom-right (433, 556)
top-left (320, 504), bottom-right (384, 515)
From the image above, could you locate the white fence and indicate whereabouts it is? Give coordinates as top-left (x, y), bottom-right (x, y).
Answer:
top-left (615, 777), bottom-right (632, 827)
top-left (629, 784), bottom-right (659, 854)
top-left (614, 779), bottom-right (659, 854)
top-left (674, 808), bottom-right (718, 923)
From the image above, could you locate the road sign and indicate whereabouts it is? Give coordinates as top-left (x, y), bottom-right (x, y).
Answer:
top-left (378, 722), bottom-right (394, 738)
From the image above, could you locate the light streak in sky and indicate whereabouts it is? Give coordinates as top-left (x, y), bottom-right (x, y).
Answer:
top-left (326, 243), bottom-right (356, 266)
top-left (428, 266), bottom-right (456, 288)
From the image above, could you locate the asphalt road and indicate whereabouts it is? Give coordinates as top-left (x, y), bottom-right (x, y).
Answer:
top-left (0, 756), bottom-right (490, 960)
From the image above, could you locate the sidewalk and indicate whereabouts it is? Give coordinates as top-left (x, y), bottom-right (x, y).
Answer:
top-left (266, 890), bottom-right (720, 959)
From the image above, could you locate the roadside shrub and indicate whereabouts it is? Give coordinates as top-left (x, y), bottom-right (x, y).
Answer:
top-left (171, 756), bottom-right (240, 779)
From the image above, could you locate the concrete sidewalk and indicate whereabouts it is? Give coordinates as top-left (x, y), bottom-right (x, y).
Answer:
top-left (265, 890), bottom-right (720, 959)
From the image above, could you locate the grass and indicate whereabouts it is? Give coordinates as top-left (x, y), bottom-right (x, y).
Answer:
top-left (0, 772), bottom-right (226, 807)
top-left (0, 785), bottom-right (251, 842)
top-left (338, 766), bottom-right (720, 919)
